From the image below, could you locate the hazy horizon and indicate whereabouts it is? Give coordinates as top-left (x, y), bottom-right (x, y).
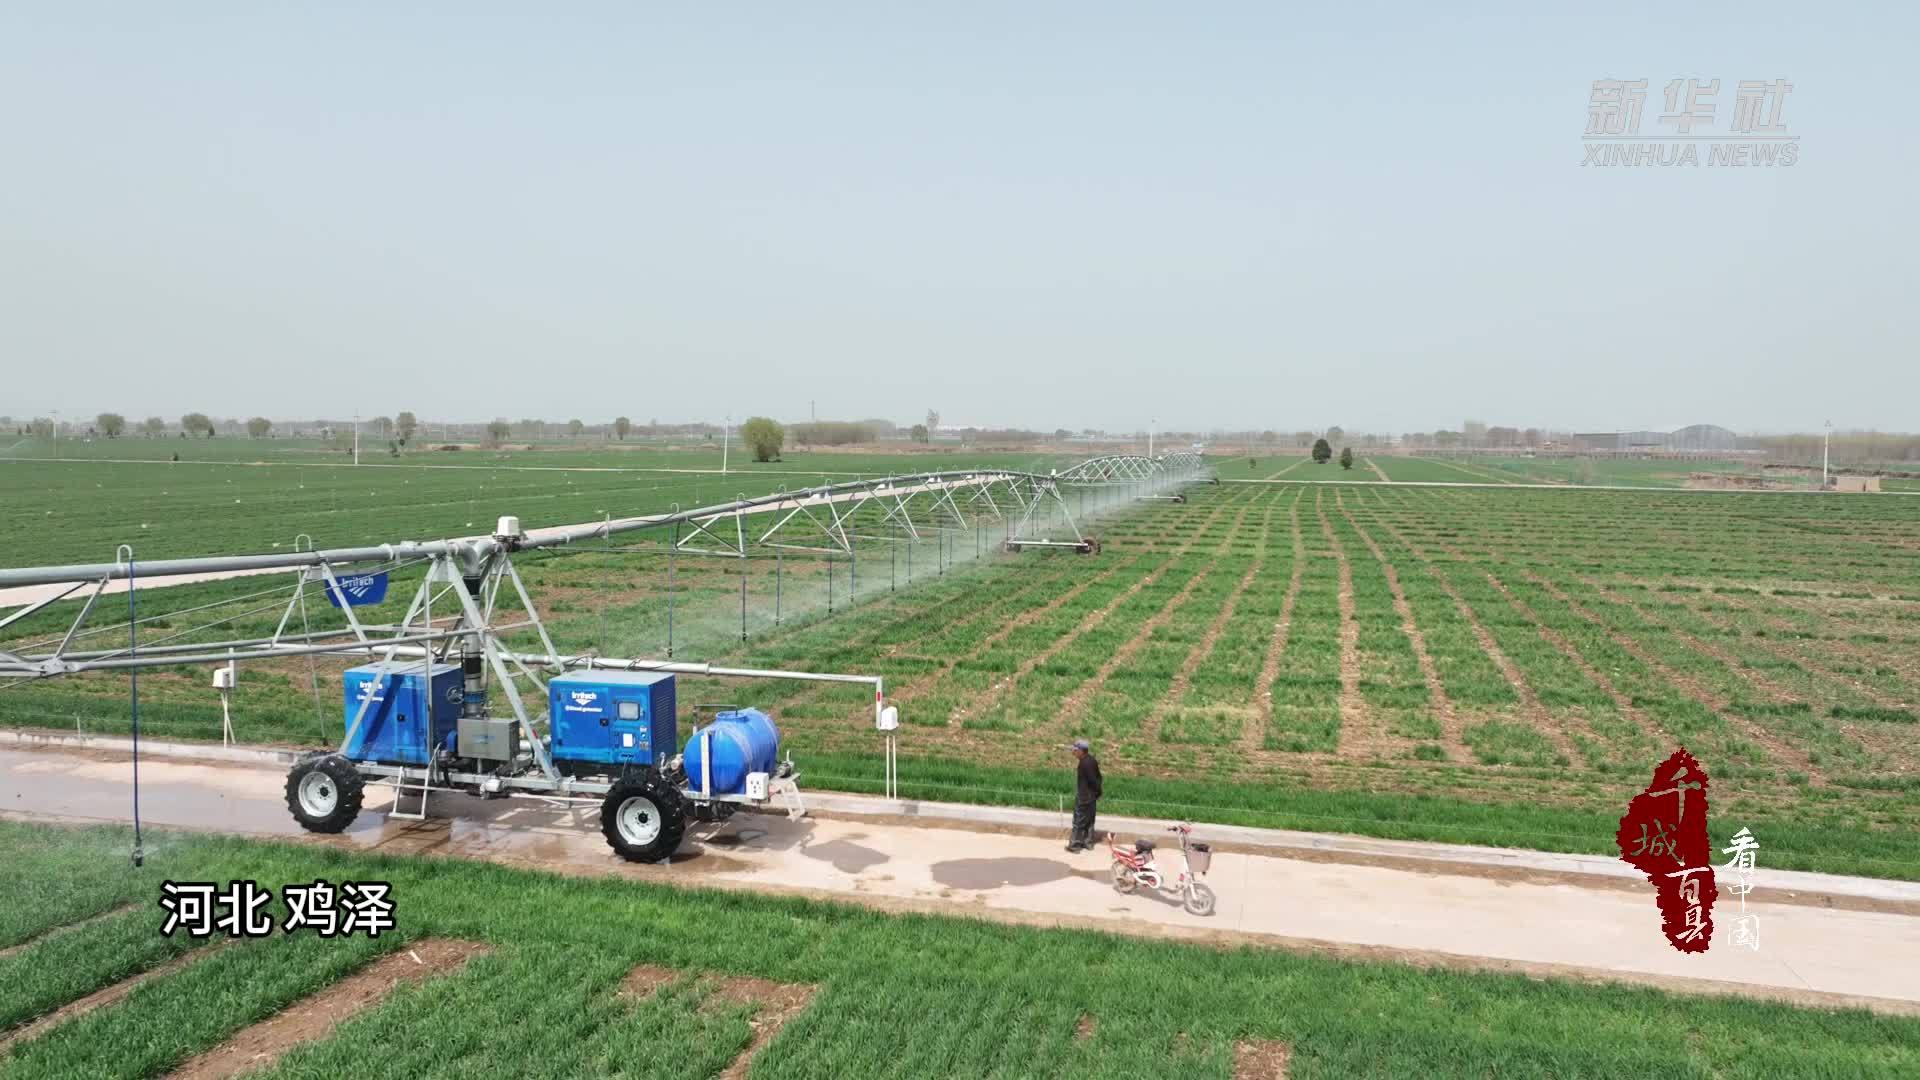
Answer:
top-left (3, 6), bottom-right (1912, 433)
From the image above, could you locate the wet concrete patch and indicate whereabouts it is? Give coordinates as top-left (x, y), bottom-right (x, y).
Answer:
top-left (931, 857), bottom-right (1073, 890)
top-left (667, 848), bottom-right (755, 875)
top-left (702, 828), bottom-right (769, 847)
top-left (799, 835), bottom-right (888, 875)
top-left (163, 939), bottom-right (488, 1079)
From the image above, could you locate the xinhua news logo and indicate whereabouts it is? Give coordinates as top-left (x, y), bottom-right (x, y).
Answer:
top-left (1584, 78), bottom-right (1798, 167)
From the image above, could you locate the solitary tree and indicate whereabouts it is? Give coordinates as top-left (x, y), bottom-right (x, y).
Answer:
top-left (1325, 425), bottom-right (1345, 443)
top-left (1339, 446), bottom-right (1354, 470)
top-left (741, 416), bottom-right (784, 462)
top-left (182, 413), bottom-right (214, 438)
top-left (567, 418), bottom-right (585, 438)
top-left (247, 417), bottom-right (272, 438)
top-left (369, 416), bottom-right (394, 437)
top-left (909, 423), bottom-right (929, 444)
top-left (613, 416), bottom-right (632, 440)
top-left (396, 411), bottom-right (418, 442)
top-left (28, 417), bottom-right (54, 439)
top-left (485, 418), bottom-right (511, 446)
top-left (96, 413), bottom-right (126, 438)
top-left (1311, 438), bottom-right (1333, 464)
top-left (925, 409), bottom-right (940, 433)
top-left (142, 416), bottom-right (166, 438)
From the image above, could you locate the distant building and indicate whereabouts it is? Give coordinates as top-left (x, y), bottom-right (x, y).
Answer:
top-left (1571, 424), bottom-right (1739, 452)
top-left (1668, 424), bottom-right (1739, 452)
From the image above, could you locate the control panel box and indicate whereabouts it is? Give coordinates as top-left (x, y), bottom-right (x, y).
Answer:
top-left (548, 670), bottom-right (677, 769)
top-left (457, 716), bottom-right (522, 763)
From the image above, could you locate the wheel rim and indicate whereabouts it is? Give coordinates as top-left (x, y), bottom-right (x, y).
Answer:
top-left (617, 795), bottom-right (663, 845)
top-left (298, 772), bottom-right (338, 817)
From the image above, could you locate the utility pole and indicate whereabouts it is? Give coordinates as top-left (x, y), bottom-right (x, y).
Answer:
top-left (1822, 419), bottom-right (1832, 489)
top-left (722, 415), bottom-right (731, 475)
top-left (353, 414), bottom-right (361, 466)
top-left (1148, 418), bottom-right (1155, 458)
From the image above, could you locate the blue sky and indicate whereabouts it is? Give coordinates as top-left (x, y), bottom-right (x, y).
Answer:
top-left (2, 4), bottom-right (1912, 433)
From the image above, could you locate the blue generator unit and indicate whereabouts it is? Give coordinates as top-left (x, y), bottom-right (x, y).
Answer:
top-left (548, 670), bottom-right (677, 770)
top-left (341, 662), bottom-right (463, 765)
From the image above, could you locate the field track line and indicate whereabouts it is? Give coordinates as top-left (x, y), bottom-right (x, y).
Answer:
top-left (1519, 571), bottom-right (1823, 781)
top-left (0, 940), bottom-right (232, 1056)
top-left (1057, 555), bottom-right (1218, 737)
top-left (1366, 459), bottom-right (1390, 483)
top-left (890, 551), bottom-right (1148, 710)
top-left (621, 966), bottom-right (819, 1080)
top-left (1314, 491), bottom-right (1390, 758)
top-left (163, 939), bottom-right (489, 1080)
top-left (945, 497), bottom-right (1238, 727)
top-left (1579, 578), bottom-right (1884, 765)
top-left (1702, 591), bottom-right (1920, 717)
top-left (700, 976), bottom-right (819, 1080)
top-left (1337, 495), bottom-right (1464, 762)
top-left (1245, 490), bottom-right (1306, 753)
top-left (1475, 567), bottom-right (1680, 754)
top-left (1370, 510), bottom-right (1648, 763)
top-left (0, 904), bottom-right (137, 962)
top-left (741, 554), bottom-right (1087, 714)
top-left (1412, 457), bottom-right (1518, 485)
top-left (1670, 600), bottom-right (1906, 763)
top-left (1154, 496), bottom-right (1278, 722)
top-left (1367, 518), bottom-right (1582, 765)
top-left (1071, 499), bottom-right (1261, 742)
top-left (1261, 459), bottom-right (1309, 480)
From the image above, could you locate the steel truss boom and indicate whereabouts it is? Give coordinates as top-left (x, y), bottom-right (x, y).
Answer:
top-left (0, 455), bottom-right (1209, 591)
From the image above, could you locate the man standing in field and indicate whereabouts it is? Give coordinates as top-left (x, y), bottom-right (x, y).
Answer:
top-left (1066, 739), bottom-right (1103, 852)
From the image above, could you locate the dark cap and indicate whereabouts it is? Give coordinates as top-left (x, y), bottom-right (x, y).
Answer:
top-left (1066, 739), bottom-right (1090, 751)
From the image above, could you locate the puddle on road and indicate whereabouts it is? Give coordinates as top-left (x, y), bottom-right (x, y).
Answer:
top-left (799, 835), bottom-right (889, 874)
top-left (341, 798), bottom-right (762, 875)
top-left (930, 857), bottom-right (1076, 891)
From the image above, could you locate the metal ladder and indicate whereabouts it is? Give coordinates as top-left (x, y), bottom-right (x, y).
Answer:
top-left (387, 769), bottom-right (433, 821)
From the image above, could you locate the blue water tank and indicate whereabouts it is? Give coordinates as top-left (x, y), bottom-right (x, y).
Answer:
top-left (681, 709), bottom-right (780, 796)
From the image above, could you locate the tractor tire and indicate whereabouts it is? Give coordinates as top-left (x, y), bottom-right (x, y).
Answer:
top-left (601, 772), bottom-right (688, 863)
top-left (285, 753), bottom-right (365, 834)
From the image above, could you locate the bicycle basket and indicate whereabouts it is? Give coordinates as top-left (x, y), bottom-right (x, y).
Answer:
top-left (1187, 841), bottom-right (1212, 874)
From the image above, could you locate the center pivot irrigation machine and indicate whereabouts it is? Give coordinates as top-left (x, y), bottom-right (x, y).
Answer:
top-left (0, 455), bottom-right (1208, 862)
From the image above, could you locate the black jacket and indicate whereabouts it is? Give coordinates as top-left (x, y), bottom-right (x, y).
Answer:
top-left (1076, 753), bottom-right (1103, 804)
